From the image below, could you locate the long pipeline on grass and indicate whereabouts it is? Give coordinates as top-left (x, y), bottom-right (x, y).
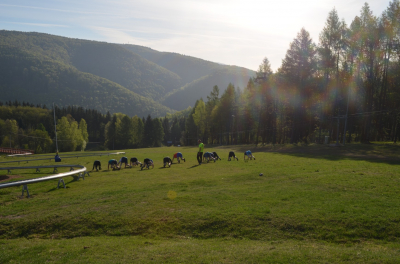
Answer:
top-left (6, 152), bottom-right (125, 158)
top-left (0, 164), bottom-right (89, 198)
top-left (0, 152), bottom-right (125, 197)
top-left (0, 152), bottom-right (126, 164)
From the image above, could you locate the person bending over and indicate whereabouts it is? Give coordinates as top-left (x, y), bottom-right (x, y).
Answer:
top-left (118, 156), bottom-right (129, 168)
top-left (172, 152), bottom-right (186, 163)
top-left (163, 157), bottom-right (172, 168)
top-left (212, 151), bottom-right (222, 161)
top-left (130, 157), bottom-right (141, 167)
top-left (228, 151), bottom-right (239, 161)
top-left (93, 160), bottom-right (101, 171)
top-left (244, 150), bottom-right (256, 161)
top-left (55, 153), bottom-right (61, 162)
top-left (108, 159), bottom-right (118, 170)
top-left (203, 152), bottom-right (216, 163)
top-left (141, 158), bottom-right (154, 170)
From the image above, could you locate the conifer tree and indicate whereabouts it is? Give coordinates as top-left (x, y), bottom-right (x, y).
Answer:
top-left (279, 28), bottom-right (317, 143)
top-left (144, 115), bottom-right (153, 147)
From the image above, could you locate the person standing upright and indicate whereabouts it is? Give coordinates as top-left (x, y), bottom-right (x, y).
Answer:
top-left (197, 139), bottom-right (204, 165)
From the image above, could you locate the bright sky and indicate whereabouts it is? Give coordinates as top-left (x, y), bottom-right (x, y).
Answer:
top-left (0, 0), bottom-right (391, 72)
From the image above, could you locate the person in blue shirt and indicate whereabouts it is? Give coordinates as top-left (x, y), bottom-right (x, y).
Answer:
top-left (55, 152), bottom-right (61, 162)
top-left (244, 150), bottom-right (256, 160)
top-left (172, 152), bottom-right (186, 163)
top-left (203, 152), bottom-right (216, 163)
top-left (108, 159), bottom-right (118, 170)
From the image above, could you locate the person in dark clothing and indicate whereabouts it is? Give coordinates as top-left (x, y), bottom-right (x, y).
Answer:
top-left (130, 157), bottom-right (141, 167)
top-left (163, 157), bottom-right (172, 168)
top-left (118, 157), bottom-right (129, 168)
top-left (212, 151), bottom-right (222, 160)
top-left (228, 151), bottom-right (238, 161)
top-left (141, 158), bottom-right (154, 170)
top-left (93, 160), bottom-right (101, 171)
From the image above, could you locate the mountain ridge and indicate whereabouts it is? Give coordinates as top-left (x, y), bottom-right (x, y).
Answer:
top-left (0, 30), bottom-right (256, 116)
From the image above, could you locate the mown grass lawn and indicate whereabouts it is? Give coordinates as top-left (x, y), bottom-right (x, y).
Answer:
top-left (0, 144), bottom-right (400, 263)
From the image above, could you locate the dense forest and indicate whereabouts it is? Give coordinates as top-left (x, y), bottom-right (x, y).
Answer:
top-left (161, 2), bottom-right (400, 146)
top-left (265, 1), bottom-right (400, 144)
top-left (174, 1), bottom-right (400, 145)
top-left (184, 2), bottom-right (400, 145)
top-left (0, 100), bottom-right (189, 153)
top-left (205, 0), bottom-right (400, 143)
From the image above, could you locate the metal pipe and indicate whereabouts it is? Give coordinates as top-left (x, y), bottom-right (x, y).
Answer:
top-left (0, 164), bottom-right (85, 171)
top-left (0, 165), bottom-right (86, 189)
top-left (7, 152), bottom-right (125, 158)
top-left (0, 152), bottom-right (125, 164)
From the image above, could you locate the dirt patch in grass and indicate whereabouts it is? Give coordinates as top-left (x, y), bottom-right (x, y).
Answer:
top-left (0, 214), bottom-right (25, 219)
top-left (0, 175), bottom-right (21, 182)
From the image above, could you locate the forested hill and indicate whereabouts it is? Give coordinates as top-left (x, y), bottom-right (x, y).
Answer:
top-left (0, 45), bottom-right (172, 117)
top-left (0, 30), bottom-right (255, 115)
top-left (122, 44), bottom-right (223, 86)
top-left (160, 67), bottom-right (254, 110)
top-left (122, 44), bottom-right (255, 111)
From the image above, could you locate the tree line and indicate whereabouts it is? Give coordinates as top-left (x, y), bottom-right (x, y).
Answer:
top-left (0, 101), bottom-right (189, 152)
top-left (271, 1), bottom-right (400, 144)
top-left (180, 2), bottom-right (400, 145)
top-left (0, 103), bottom-right (100, 152)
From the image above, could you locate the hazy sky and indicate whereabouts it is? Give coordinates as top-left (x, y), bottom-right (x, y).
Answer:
top-left (0, 0), bottom-right (391, 71)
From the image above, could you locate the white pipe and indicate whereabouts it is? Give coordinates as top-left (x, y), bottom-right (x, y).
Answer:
top-left (0, 165), bottom-right (86, 189)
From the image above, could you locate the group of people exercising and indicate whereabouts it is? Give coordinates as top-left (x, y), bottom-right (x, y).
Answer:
top-left (92, 152), bottom-right (188, 171)
top-left (196, 139), bottom-right (255, 165)
top-left (92, 141), bottom-right (256, 171)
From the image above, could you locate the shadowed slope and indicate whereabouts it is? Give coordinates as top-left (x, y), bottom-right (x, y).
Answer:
top-left (0, 44), bottom-right (173, 117)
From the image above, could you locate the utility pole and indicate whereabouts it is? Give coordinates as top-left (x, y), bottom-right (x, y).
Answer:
top-left (336, 118), bottom-right (340, 145)
top-left (332, 115), bottom-right (346, 146)
top-left (232, 115), bottom-right (235, 145)
top-left (343, 86), bottom-right (350, 145)
top-left (53, 103), bottom-right (58, 153)
top-left (236, 116), bottom-right (239, 144)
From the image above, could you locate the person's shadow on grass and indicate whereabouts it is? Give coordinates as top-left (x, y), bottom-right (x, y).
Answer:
top-left (187, 164), bottom-right (200, 169)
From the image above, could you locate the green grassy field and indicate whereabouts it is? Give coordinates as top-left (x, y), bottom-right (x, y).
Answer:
top-left (1, 144), bottom-right (400, 263)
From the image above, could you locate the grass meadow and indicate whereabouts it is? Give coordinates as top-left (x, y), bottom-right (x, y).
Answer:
top-left (0, 143), bottom-right (400, 263)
